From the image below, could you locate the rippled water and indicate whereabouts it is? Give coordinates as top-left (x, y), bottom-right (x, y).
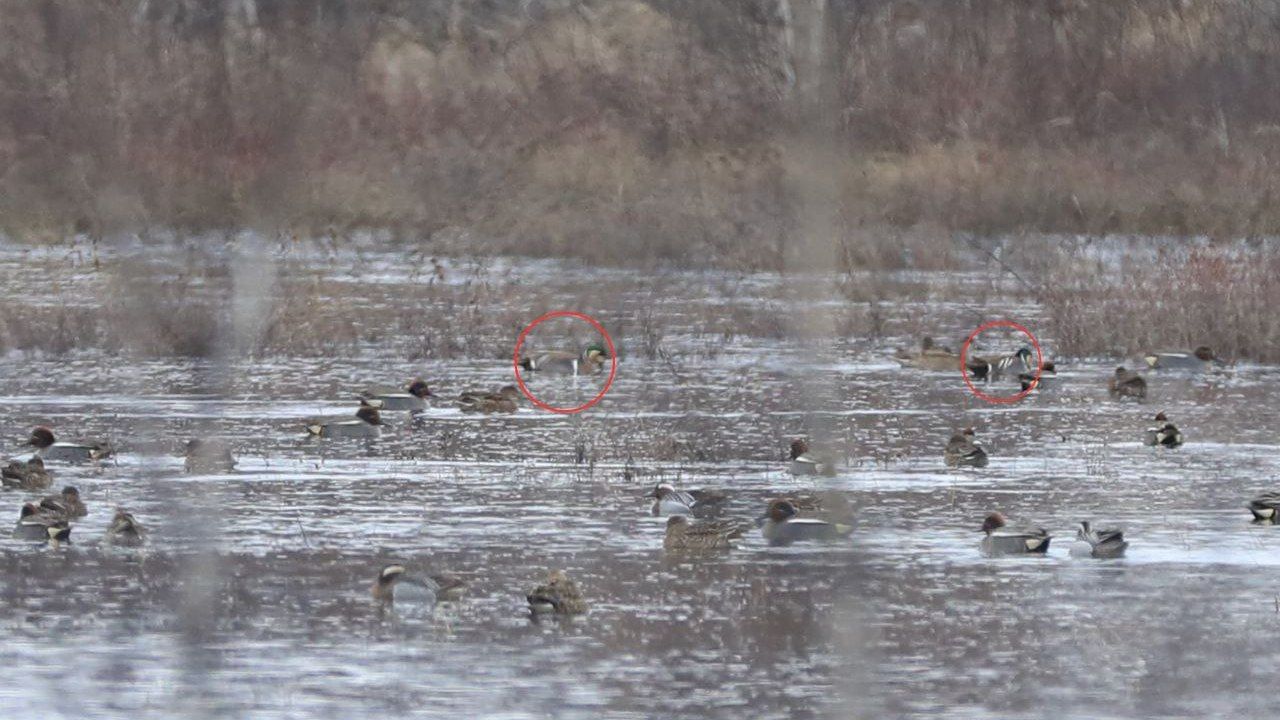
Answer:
top-left (0, 238), bottom-right (1277, 718)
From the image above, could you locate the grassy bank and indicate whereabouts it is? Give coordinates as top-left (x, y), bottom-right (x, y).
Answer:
top-left (5, 1), bottom-right (1280, 269)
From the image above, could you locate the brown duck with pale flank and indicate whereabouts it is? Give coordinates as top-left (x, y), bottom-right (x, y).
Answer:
top-left (39, 486), bottom-right (86, 518)
top-left (458, 386), bottom-right (520, 414)
top-left (896, 337), bottom-right (960, 371)
top-left (527, 570), bottom-right (588, 615)
top-left (944, 428), bottom-right (988, 468)
top-left (1108, 367), bottom-right (1147, 399)
top-left (105, 509), bottom-right (145, 547)
top-left (1, 457), bottom-right (51, 491)
top-left (663, 516), bottom-right (746, 550)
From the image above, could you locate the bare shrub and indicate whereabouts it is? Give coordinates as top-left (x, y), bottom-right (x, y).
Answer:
top-left (1039, 243), bottom-right (1280, 362)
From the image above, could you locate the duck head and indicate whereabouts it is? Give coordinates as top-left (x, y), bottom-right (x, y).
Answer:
top-left (1015, 346), bottom-right (1034, 370)
top-left (1194, 346), bottom-right (1215, 361)
top-left (61, 486), bottom-right (80, 503)
top-left (1114, 366), bottom-right (1129, 377)
top-left (666, 516), bottom-right (690, 533)
top-left (1154, 411), bottom-right (1168, 422)
top-left (1075, 521), bottom-right (1092, 541)
top-left (653, 482), bottom-right (677, 500)
top-left (962, 427), bottom-right (978, 440)
top-left (584, 342), bottom-right (609, 362)
top-left (110, 508), bottom-right (139, 532)
top-left (519, 357), bottom-right (535, 371)
top-left (789, 438), bottom-right (810, 460)
top-left (498, 385), bottom-right (521, 401)
top-left (921, 336), bottom-right (937, 351)
top-left (406, 379), bottom-right (433, 399)
top-left (356, 402), bottom-right (383, 426)
top-left (19, 502), bottom-right (40, 519)
top-left (765, 499), bottom-right (799, 523)
top-left (28, 426), bottom-right (56, 449)
top-left (981, 511), bottom-right (1007, 534)
top-left (377, 564), bottom-right (406, 586)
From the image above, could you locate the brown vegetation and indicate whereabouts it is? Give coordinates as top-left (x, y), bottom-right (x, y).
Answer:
top-left (1036, 241), bottom-right (1280, 364)
top-left (5, 1), bottom-right (1280, 270)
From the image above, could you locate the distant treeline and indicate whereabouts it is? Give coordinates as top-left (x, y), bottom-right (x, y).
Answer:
top-left (5, 0), bottom-right (1280, 267)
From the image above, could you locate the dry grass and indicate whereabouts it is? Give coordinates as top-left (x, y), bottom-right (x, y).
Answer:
top-left (5, 1), bottom-right (1280, 269)
top-left (1037, 242), bottom-right (1280, 363)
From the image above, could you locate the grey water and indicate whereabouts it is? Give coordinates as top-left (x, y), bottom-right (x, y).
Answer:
top-left (0, 238), bottom-right (1276, 719)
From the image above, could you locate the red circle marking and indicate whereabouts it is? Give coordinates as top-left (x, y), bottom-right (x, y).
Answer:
top-left (959, 320), bottom-right (1043, 405)
top-left (512, 311), bottom-right (617, 414)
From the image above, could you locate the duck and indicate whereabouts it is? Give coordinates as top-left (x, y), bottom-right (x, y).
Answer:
top-left (359, 378), bottom-right (434, 412)
top-left (526, 570), bottom-right (588, 615)
top-left (1073, 521), bottom-right (1128, 558)
top-left (789, 438), bottom-right (837, 476)
top-left (1, 457), bottom-right (51, 491)
top-left (1143, 412), bottom-right (1183, 448)
top-left (1018, 360), bottom-right (1058, 392)
top-left (980, 512), bottom-right (1051, 555)
top-left (183, 438), bottom-right (237, 473)
top-left (896, 337), bottom-right (960, 371)
top-left (39, 486), bottom-right (86, 518)
top-left (27, 426), bottom-right (112, 463)
top-left (944, 427), bottom-right (988, 468)
top-left (370, 564), bottom-right (467, 606)
top-left (105, 509), bottom-right (145, 547)
top-left (1247, 492), bottom-right (1280, 522)
top-left (1108, 367), bottom-right (1147, 399)
top-left (458, 386), bottom-right (520, 414)
top-left (781, 491), bottom-right (856, 525)
top-left (304, 401), bottom-right (383, 439)
top-left (650, 482), bottom-right (729, 517)
top-left (13, 502), bottom-right (71, 543)
top-left (519, 343), bottom-right (610, 376)
top-left (663, 516), bottom-right (746, 550)
top-left (758, 499), bottom-right (854, 546)
top-left (966, 346), bottom-right (1034, 382)
top-left (1143, 346), bottom-right (1220, 372)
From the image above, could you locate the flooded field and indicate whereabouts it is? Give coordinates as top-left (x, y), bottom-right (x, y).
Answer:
top-left (1, 237), bottom-right (1278, 718)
